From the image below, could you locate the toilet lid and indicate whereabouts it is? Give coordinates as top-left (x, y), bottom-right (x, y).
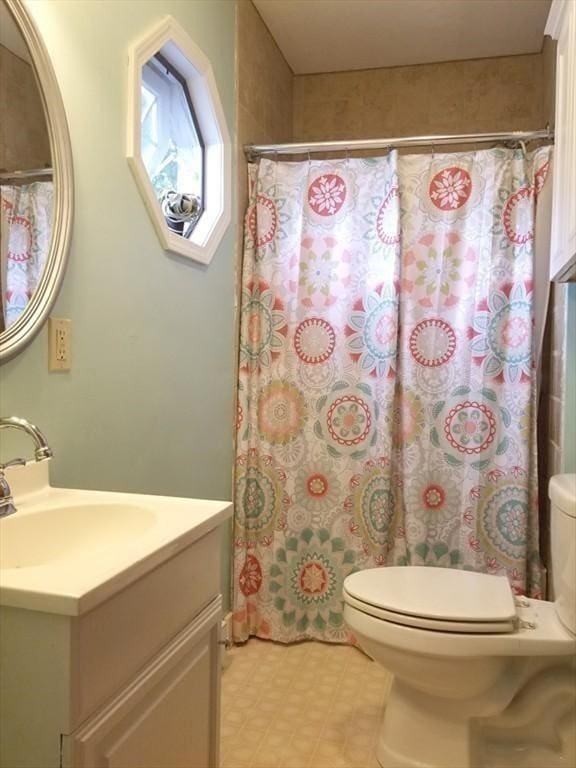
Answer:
top-left (344, 567), bottom-right (517, 633)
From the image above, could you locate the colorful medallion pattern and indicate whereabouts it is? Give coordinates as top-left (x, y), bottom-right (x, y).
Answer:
top-left (443, 400), bottom-right (497, 455)
top-left (431, 385), bottom-right (511, 467)
top-left (376, 186), bottom-right (400, 244)
top-left (502, 187), bottom-right (534, 245)
top-left (469, 282), bottom-right (533, 383)
top-left (405, 468), bottom-right (462, 527)
top-left (402, 232), bottom-right (476, 309)
top-left (345, 457), bottom-right (396, 556)
top-left (239, 279), bottom-right (287, 372)
top-left (269, 528), bottom-right (357, 637)
top-left (239, 555), bottom-right (263, 596)
top-left (247, 194), bottom-right (277, 247)
top-left (308, 173), bottom-right (347, 217)
top-left (429, 167), bottom-right (472, 210)
top-left (235, 449), bottom-right (289, 545)
top-left (294, 463), bottom-right (342, 526)
top-left (327, 395), bottom-right (372, 446)
top-left (258, 380), bottom-right (307, 445)
top-left (409, 318), bottom-right (457, 367)
top-left (346, 284), bottom-right (398, 377)
top-left (3, 210), bottom-right (32, 261)
top-left (477, 477), bottom-right (530, 568)
top-left (299, 234), bottom-right (352, 310)
top-left (315, 384), bottom-right (377, 458)
top-left (294, 317), bottom-right (336, 364)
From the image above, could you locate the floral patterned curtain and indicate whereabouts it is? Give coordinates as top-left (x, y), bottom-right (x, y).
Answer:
top-left (0, 182), bottom-right (54, 328)
top-left (233, 147), bottom-right (552, 644)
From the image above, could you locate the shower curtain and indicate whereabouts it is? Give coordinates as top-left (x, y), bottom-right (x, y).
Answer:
top-left (0, 182), bottom-right (54, 328)
top-left (233, 146), bottom-right (552, 644)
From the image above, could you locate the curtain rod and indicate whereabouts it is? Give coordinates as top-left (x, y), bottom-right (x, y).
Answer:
top-left (245, 129), bottom-right (553, 160)
top-left (0, 168), bottom-right (53, 181)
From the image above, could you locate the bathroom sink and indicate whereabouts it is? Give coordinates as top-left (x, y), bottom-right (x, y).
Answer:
top-left (0, 459), bottom-right (232, 615)
top-left (0, 502), bottom-right (156, 569)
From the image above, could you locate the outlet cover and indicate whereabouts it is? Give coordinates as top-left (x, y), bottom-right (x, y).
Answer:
top-left (48, 317), bottom-right (71, 371)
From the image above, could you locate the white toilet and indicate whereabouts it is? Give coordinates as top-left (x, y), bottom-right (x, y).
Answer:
top-left (343, 475), bottom-right (576, 768)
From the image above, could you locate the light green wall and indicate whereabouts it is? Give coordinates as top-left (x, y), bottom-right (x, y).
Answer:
top-left (0, 0), bottom-right (236, 608)
top-left (564, 284), bottom-right (576, 472)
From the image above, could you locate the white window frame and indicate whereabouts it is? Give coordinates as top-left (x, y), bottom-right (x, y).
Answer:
top-left (127, 16), bottom-right (231, 265)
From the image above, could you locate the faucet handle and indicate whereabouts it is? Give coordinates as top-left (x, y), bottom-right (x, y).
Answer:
top-left (0, 467), bottom-right (17, 517)
top-left (0, 458), bottom-right (26, 471)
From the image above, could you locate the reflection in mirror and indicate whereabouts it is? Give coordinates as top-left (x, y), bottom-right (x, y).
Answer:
top-left (0, 2), bottom-right (52, 332)
top-left (0, 0), bottom-right (73, 361)
top-left (141, 52), bottom-right (204, 239)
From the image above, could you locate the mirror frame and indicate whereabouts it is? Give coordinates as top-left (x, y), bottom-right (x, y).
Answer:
top-left (0, 0), bottom-right (73, 361)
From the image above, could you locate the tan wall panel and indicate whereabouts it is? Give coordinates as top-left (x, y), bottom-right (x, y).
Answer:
top-left (0, 44), bottom-right (50, 172)
top-left (294, 53), bottom-right (549, 141)
top-left (236, 0), bottom-right (293, 225)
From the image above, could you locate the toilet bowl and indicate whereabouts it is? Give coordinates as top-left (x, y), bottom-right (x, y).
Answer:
top-left (343, 475), bottom-right (576, 768)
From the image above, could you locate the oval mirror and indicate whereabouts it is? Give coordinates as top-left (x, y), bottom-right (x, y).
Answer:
top-left (0, 0), bottom-right (73, 361)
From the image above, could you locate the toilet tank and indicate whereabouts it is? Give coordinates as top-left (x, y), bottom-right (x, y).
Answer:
top-left (549, 474), bottom-right (576, 634)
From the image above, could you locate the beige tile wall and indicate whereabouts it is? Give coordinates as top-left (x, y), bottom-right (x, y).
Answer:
top-left (538, 281), bottom-right (570, 592)
top-left (0, 45), bottom-right (50, 172)
top-left (293, 52), bottom-right (549, 141)
top-left (235, 0), bottom-right (293, 230)
top-left (547, 285), bottom-right (568, 474)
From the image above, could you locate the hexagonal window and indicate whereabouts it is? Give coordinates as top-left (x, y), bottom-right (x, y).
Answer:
top-left (127, 17), bottom-right (231, 265)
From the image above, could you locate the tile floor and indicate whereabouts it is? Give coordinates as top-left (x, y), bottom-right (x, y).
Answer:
top-left (220, 638), bottom-right (392, 768)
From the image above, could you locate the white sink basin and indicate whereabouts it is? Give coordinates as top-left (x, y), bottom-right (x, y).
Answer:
top-left (0, 460), bottom-right (232, 615)
top-left (0, 503), bottom-right (156, 568)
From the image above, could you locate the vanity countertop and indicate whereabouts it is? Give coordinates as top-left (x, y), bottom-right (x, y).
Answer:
top-left (0, 461), bottom-right (232, 616)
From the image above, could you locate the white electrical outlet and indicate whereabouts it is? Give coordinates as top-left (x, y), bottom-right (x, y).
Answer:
top-left (48, 317), bottom-right (71, 371)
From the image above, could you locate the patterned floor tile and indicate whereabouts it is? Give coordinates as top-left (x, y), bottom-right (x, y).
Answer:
top-left (220, 638), bottom-right (390, 767)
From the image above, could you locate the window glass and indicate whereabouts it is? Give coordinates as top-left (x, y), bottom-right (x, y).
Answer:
top-left (140, 56), bottom-right (203, 234)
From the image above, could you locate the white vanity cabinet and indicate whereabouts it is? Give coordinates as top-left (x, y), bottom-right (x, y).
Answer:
top-left (64, 599), bottom-right (221, 768)
top-left (547, 0), bottom-right (576, 280)
top-left (0, 522), bottom-right (228, 768)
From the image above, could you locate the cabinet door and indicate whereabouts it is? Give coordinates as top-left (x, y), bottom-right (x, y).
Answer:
top-left (64, 599), bottom-right (221, 768)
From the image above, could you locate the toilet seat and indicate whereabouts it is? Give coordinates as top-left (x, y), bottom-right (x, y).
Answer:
top-left (343, 591), bottom-right (518, 633)
top-left (343, 567), bottom-right (517, 634)
top-left (343, 597), bottom-right (576, 656)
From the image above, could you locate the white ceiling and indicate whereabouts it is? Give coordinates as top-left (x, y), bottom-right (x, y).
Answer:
top-left (253, 0), bottom-right (552, 75)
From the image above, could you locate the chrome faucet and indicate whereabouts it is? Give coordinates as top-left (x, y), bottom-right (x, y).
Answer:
top-left (0, 416), bottom-right (53, 461)
top-left (0, 417), bottom-right (53, 517)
